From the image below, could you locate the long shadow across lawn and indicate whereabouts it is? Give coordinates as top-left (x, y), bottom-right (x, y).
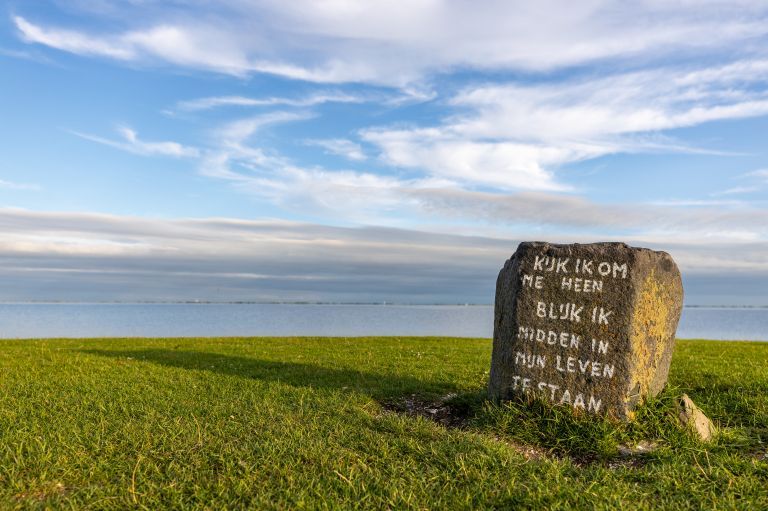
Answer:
top-left (80, 348), bottom-right (674, 463)
top-left (81, 348), bottom-right (461, 401)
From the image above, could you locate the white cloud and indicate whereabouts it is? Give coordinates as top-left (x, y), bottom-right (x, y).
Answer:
top-left (448, 60), bottom-right (768, 141)
top-left (0, 179), bottom-right (40, 191)
top-left (70, 126), bottom-right (200, 158)
top-left (0, 207), bottom-right (766, 303)
top-left (122, 24), bottom-right (252, 75)
top-left (14, 16), bottom-right (255, 75)
top-left (363, 128), bottom-right (590, 191)
top-left (214, 112), bottom-right (314, 144)
top-left (13, 3), bottom-right (768, 84)
top-left (402, 187), bottom-right (768, 240)
top-left (176, 92), bottom-right (366, 112)
top-left (708, 168), bottom-right (768, 196)
top-left (0, 207), bottom-right (516, 302)
top-left (176, 64), bottom-right (768, 220)
top-left (14, 15), bottom-right (135, 60)
top-left (21, 4), bottom-right (768, 232)
top-left (649, 199), bottom-right (745, 207)
top-left (0, 46), bottom-right (59, 65)
top-left (711, 186), bottom-right (761, 196)
top-left (357, 59), bottom-right (768, 192)
top-left (199, 111), bottom-right (313, 180)
top-left (197, 114), bottom-right (768, 237)
top-left (304, 139), bottom-right (367, 161)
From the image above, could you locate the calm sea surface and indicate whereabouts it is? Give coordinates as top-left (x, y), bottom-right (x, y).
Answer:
top-left (0, 303), bottom-right (766, 341)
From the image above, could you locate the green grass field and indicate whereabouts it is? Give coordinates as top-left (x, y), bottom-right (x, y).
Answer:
top-left (0, 337), bottom-right (766, 510)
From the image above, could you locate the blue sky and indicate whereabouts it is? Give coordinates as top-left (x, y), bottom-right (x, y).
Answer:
top-left (1, 1), bottom-right (767, 304)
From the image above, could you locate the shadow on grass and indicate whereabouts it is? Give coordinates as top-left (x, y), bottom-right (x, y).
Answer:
top-left (81, 348), bottom-right (696, 464)
top-left (80, 348), bottom-right (460, 401)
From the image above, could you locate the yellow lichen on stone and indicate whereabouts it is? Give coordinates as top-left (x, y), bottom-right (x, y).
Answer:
top-left (628, 271), bottom-right (672, 401)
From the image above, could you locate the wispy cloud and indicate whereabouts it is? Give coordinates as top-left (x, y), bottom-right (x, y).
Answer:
top-left (0, 180), bottom-right (41, 191)
top-left (176, 92), bottom-right (366, 112)
top-left (0, 46), bottom-right (58, 65)
top-left (199, 111), bottom-right (314, 180)
top-left (6, 3), bottom-right (768, 306)
top-left (14, 15), bottom-right (135, 60)
top-left (304, 139), bottom-right (367, 161)
top-left (70, 126), bottom-right (200, 158)
top-left (710, 168), bottom-right (768, 196)
top-left (13, 3), bottom-right (768, 84)
top-left (362, 129), bottom-right (581, 191)
top-left (359, 59), bottom-right (768, 191)
top-left (195, 112), bottom-right (768, 238)
top-left (405, 188), bottom-right (768, 240)
top-left (213, 112), bottom-right (315, 144)
top-left (447, 61), bottom-right (768, 141)
top-left (15, 5), bottom-right (768, 197)
top-left (649, 199), bottom-right (746, 207)
top-left (711, 186), bottom-right (761, 196)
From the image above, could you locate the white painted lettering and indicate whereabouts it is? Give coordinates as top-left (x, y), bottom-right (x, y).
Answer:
top-left (592, 307), bottom-right (612, 325)
top-left (598, 308), bottom-right (612, 325)
top-left (588, 396), bottom-right (602, 413)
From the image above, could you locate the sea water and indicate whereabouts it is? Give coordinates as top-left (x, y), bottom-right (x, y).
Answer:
top-left (0, 303), bottom-right (765, 341)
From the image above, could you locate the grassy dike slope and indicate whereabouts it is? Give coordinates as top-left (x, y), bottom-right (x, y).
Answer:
top-left (0, 337), bottom-right (766, 510)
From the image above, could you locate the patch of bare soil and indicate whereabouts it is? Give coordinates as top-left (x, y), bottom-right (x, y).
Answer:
top-left (382, 393), bottom-right (469, 429)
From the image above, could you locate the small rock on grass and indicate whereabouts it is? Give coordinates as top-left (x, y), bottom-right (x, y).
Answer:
top-left (676, 394), bottom-right (715, 442)
top-left (618, 440), bottom-right (659, 457)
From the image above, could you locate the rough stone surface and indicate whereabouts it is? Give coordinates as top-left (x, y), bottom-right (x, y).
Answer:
top-left (489, 241), bottom-right (683, 421)
top-left (617, 440), bottom-right (659, 457)
top-left (676, 394), bottom-right (715, 442)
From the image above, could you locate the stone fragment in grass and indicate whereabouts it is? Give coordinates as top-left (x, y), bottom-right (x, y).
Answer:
top-left (489, 242), bottom-right (683, 421)
top-left (676, 394), bottom-right (715, 442)
top-left (617, 440), bottom-right (658, 457)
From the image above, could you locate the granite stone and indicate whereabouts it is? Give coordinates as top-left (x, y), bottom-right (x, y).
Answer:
top-left (489, 242), bottom-right (683, 421)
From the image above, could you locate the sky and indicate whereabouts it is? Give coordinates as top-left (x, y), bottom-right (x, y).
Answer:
top-left (1, 0), bottom-right (767, 304)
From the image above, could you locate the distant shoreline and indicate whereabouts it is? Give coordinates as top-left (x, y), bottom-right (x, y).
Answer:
top-left (0, 301), bottom-right (766, 308)
top-left (0, 304), bottom-right (764, 341)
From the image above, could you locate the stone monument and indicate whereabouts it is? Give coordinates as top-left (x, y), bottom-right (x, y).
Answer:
top-left (489, 242), bottom-right (683, 421)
